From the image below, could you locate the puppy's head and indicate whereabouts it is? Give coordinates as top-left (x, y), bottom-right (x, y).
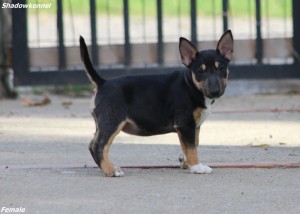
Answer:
top-left (179, 30), bottom-right (233, 99)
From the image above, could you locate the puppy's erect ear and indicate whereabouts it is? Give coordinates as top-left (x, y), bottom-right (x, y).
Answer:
top-left (179, 37), bottom-right (198, 67)
top-left (216, 30), bottom-right (234, 61)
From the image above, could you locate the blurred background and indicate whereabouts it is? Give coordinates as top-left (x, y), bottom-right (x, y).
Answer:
top-left (0, 0), bottom-right (299, 97)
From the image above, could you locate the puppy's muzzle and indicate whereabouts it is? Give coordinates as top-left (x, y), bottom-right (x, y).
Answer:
top-left (206, 76), bottom-right (224, 99)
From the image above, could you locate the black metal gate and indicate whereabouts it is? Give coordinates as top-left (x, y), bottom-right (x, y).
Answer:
top-left (12, 0), bottom-right (300, 86)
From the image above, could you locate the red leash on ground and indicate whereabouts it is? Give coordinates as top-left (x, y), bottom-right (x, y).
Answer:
top-left (2, 162), bottom-right (299, 170)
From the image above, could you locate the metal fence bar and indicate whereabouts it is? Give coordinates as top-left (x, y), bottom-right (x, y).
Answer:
top-left (12, 0), bottom-right (29, 85)
top-left (57, 0), bottom-right (66, 69)
top-left (222, 0), bottom-right (228, 32)
top-left (90, 0), bottom-right (98, 66)
top-left (11, 0), bottom-right (300, 86)
top-left (157, 0), bottom-right (164, 65)
top-left (255, 0), bottom-right (263, 64)
top-left (292, 0), bottom-right (300, 65)
top-left (190, 0), bottom-right (197, 45)
top-left (123, 0), bottom-right (131, 66)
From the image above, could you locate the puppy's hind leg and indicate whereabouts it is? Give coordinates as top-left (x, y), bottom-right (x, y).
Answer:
top-left (89, 113), bottom-right (100, 166)
top-left (89, 137), bottom-right (98, 165)
top-left (91, 115), bottom-right (126, 177)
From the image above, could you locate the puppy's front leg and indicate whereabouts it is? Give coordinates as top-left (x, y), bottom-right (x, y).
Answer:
top-left (176, 127), bottom-right (212, 174)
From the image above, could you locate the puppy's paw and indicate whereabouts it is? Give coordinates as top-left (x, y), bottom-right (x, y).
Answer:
top-left (102, 163), bottom-right (124, 177)
top-left (112, 166), bottom-right (124, 177)
top-left (190, 163), bottom-right (212, 174)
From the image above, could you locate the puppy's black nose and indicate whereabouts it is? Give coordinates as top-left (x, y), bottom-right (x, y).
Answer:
top-left (210, 90), bottom-right (220, 98)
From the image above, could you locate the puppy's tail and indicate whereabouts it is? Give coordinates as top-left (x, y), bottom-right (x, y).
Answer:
top-left (79, 36), bottom-right (105, 87)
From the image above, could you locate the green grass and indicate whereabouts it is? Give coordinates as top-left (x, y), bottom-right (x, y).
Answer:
top-left (32, 84), bottom-right (93, 97)
top-left (27, 0), bottom-right (291, 18)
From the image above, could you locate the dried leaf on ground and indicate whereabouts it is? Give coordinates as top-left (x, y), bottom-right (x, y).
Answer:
top-left (248, 143), bottom-right (270, 148)
top-left (22, 96), bottom-right (51, 107)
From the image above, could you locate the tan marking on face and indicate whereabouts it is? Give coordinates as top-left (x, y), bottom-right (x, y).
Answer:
top-left (223, 68), bottom-right (229, 87)
top-left (226, 68), bottom-right (229, 79)
top-left (215, 61), bottom-right (220, 69)
top-left (192, 72), bottom-right (203, 90)
top-left (101, 121), bottom-right (126, 177)
top-left (200, 64), bottom-right (206, 71)
top-left (215, 77), bottom-right (225, 97)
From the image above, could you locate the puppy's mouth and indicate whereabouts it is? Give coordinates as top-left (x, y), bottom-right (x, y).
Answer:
top-left (204, 88), bottom-right (225, 99)
top-left (206, 94), bottom-right (221, 99)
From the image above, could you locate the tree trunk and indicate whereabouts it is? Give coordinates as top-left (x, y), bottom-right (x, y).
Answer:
top-left (0, 3), bottom-right (16, 99)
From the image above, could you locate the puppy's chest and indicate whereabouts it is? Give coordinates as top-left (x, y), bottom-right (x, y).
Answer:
top-left (193, 98), bottom-right (214, 128)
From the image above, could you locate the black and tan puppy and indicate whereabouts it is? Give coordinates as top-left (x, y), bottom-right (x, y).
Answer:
top-left (80, 30), bottom-right (233, 177)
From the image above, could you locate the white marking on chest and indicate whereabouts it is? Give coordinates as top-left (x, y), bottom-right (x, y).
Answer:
top-left (194, 98), bottom-right (214, 128)
top-left (90, 93), bottom-right (96, 112)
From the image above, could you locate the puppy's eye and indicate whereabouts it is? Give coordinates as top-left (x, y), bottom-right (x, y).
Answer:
top-left (198, 68), bottom-right (205, 74)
